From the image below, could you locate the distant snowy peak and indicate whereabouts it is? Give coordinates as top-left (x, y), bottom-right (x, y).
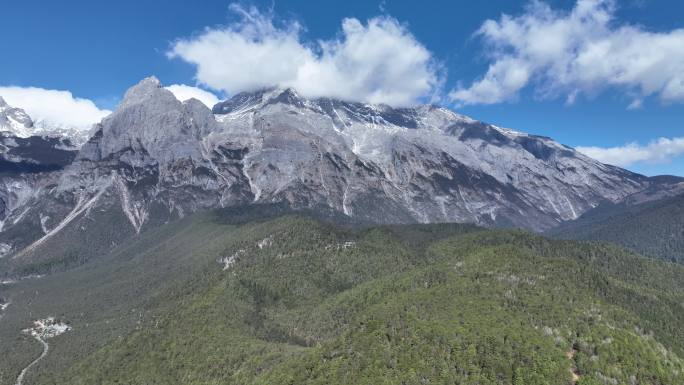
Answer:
top-left (0, 96), bottom-right (78, 171)
top-left (32, 120), bottom-right (93, 145)
top-left (0, 96), bottom-right (90, 145)
top-left (0, 96), bottom-right (34, 137)
top-left (214, 87), bottom-right (513, 133)
top-left (212, 87), bottom-right (296, 115)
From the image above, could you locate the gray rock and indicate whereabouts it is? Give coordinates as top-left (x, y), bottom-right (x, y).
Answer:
top-left (0, 78), bottom-right (660, 262)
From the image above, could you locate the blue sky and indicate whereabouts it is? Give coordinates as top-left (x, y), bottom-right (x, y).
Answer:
top-left (1, 0), bottom-right (683, 175)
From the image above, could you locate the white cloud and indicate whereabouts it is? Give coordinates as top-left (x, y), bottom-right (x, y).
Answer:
top-left (0, 86), bottom-right (111, 128)
top-left (577, 137), bottom-right (684, 167)
top-left (167, 4), bottom-right (441, 106)
top-left (450, 0), bottom-right (684, 107)
top-left (165, 84), bottom-right (221, 108)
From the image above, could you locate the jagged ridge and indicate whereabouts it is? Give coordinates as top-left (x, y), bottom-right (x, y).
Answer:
top-left (0, 77), bottom-right (675, 268)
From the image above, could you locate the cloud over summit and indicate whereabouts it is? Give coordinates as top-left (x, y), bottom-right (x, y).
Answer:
top-left (168, 5), bottom-right (441, 107)
top-left (165, 84), bottom-right (220, 108)
top-left (0, 86), bottom-right (111, 128)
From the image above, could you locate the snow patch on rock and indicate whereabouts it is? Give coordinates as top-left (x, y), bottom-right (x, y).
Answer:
top-left (219, 249), bottom-right (245, 270)
top-left (39, 214), bottom-right (50, 234)
top-left (115, 176), bottom-right (148, 233)
top-left (257, 235), bottom-right (273, 249)
top-left (0, 243), bottom-right (11, 258)
top-left (325, 241), bottom-right (356, 251)
top-left (14, 175), bottom-right (113, 258)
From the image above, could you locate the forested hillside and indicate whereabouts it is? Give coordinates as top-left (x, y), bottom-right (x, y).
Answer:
top-left (1, 207), bottom-right (683, 385)
top-left (549, 193), bottom-right (684, 264)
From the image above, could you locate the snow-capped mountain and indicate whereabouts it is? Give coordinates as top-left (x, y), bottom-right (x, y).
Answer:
top-left (0, 77), bottom-right (671, 265)
top-left (0, 96), bottom-right (91, 145)
top-left (0, 97), bottom-right (34, 137)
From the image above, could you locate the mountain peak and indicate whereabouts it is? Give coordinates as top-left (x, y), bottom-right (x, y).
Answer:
top-left (0, 98), bottom-right (35, 137)
top-left (138, 76), bottom-right (162, 87)
top-left (119, 76), bottom-right (172, 108)
top-left (266, 87), bottom-right (306, 108)
top-left (89, 76), bottom-right (215, 164)
top-left (212, 86), bottom-right (285, 114)
top-left (0, 97), bottom-right (94, 144)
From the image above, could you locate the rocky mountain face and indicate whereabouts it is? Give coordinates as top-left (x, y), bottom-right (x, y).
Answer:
top-left (0, 97), bottom-right (34, 138)
top-left (0, 99), bottom-right (79, 257)
top-left (0, 77), bottom-right (670, 267)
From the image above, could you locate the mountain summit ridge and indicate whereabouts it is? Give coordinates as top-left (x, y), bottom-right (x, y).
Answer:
top-left (0, 77), bottom-right (674, 265)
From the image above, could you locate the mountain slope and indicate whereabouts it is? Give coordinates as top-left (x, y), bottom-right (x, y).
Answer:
top-left (0, 133), bottom-right (78, 258)
top-left (0, 97), bottom-right (84, 259)
top-left (210, 86), bottom-right (649, 230)
top-left (549, 191), bottom-right (684, 263)
top-left (0, 77), bottom-right (667, 269)
top-left (0, 209), bottom-right (682, 384)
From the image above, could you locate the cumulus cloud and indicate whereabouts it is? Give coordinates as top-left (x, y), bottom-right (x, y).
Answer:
top-left (450, 0), bottom-right (684, 107)
top-left (0, 86), bottom-right (111, 128)
top-left (167, 4), bottom-right (441, 106)
top-left (165, 84), bottom-right (221, 108)
top-left (577, 137), bottom-right (684, 167)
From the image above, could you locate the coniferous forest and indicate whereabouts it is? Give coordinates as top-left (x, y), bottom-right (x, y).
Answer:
top-left (1, 208), bottom-right (682, 384)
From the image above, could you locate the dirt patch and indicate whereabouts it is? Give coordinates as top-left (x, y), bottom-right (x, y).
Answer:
top-left (566, 347), bottom-right (581, 384)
